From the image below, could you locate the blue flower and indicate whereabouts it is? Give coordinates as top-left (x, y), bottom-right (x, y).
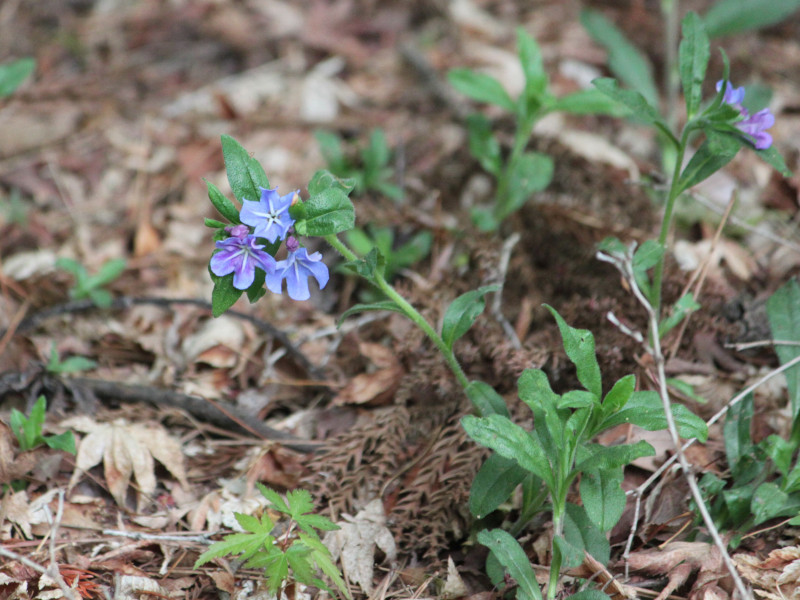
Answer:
top-left (210, 231), bottom-right (276, 290)
top-left (239, 187), bottom-right (297, 243)
top-left (266, 237), bottom-right (329, 301)
top-left (716, 80), bottom-right (775, 150)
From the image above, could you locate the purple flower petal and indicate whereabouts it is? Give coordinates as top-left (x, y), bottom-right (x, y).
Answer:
top-left (266, 246), bottom-right (329, 301)
top-left (718, 80), bottom-right (775, 150)
top-left (210, 234), bottom-right (276, 290)
top-left (239, 187), bottom-right (296, 243)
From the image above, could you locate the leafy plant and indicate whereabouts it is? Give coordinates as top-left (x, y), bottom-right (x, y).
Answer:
top-left (10, 395), bottom-right (76, 454)
top-left (46, 341), bottom-right (97, 375)
top-left (698, 279), bottom-right (800, 546)
top-left (195, 485), bottom-right (349, 599)
top-left (0, 57), bottom-right (35, 98)
top-left (344, 225), bottom-right (432, 300)
top-left (461, 307), bottom-right (708, 599)
top-left (448, 27), bottom-right (622, 230)
top-left (594, 12), bottom-right (790, 319)
top-left (56, 257), bottom-right (126, 308)
top-left (315, 128), bottom-right (402, 200)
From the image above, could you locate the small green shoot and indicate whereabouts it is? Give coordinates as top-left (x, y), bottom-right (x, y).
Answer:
top-left (315, 128), bottom-right (402, 200)
top-left (0, 57), bottom-right (35, 98)
top-left (10, 396), bottom-right (76, 454)
top-left (56, 257), bottom-right (126, 308)
top-left (195, 485), bottom-right (350, 599)
top-left (46, 341), bottom-right (97, 374)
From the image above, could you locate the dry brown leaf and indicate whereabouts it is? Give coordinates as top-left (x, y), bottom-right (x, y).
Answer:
top-left (64, 417), bottom-right (189, 510)
top-left (442, 556), bottom-right (469, 599)
top-left (625, 542), bottom-right (728, 600)
top-left (333, 342), bottom-right (404, 406)
top-left (324, 498), bottom-right (398, 595)
top-left (735, 547), bottom-right (800, 599)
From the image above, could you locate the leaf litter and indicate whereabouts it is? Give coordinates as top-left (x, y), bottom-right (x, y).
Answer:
top-left (0, 0), bottom-right (800, 598)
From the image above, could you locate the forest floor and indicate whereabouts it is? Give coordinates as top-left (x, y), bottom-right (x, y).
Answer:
top-left (1, 1), bottom-right (800, 599)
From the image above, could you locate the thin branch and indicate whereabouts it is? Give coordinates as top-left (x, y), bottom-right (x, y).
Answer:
top-left (491, 232), bottom-right (522, 349)
top-left (102, 529), bottom-right (216, 544)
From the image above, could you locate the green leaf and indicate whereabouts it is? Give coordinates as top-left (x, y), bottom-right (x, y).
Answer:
top-left (477, 529), bottom-right (543, 600)
top-left (602, 374), bottom-right (636, 417)
top-left (49, 355), bottom-right (97, 374)
top-left (392, 231), bottom-right (433, 271)
top-left (592, 78), bottom-right (669, 133)
top-left (448, 68), bottom-right (516, 112)
top-left (703, 0), bottom-right (800, 37)
top-left (502, 151), bottom-right (554, 219)
top-left (580, 10), bottom-right (658, 108)
top-left (466, 380), bottom-right (510, 418)
top-left (466, 114), bottom-right (502, 177)
top-left (548, 89), bottom-right (628, 116)
top-left (221, 135), bottom-right (270, 203)
top-left (659, 292), bottom-right (701, 338)
top-left (285, 488), bottom-right (315, 518)
top-left (576, 441), bottom-right (654, 473)
top-left (763, 434), bottom-right (793, 478)
top-left (294, 188), bottom-right (355, 237)
top-left (258, 484), bottom-right (291, 513)
top-left (441, 285), bottom-right (500, 351)
top-left (724, 393), bottom-right (755, 478)
top-left (300, 532), bottom-right (352, 599)
top-left (516, 27), bottom-right (547, 103)
top-left (206, 180), bottom-right (240, 223)
top-left (580, 468), bottom-right (626, 532)
top-left (558, 390), bottom-right (596, 410)
top-left (210, 268), bottom-right (243, 317)
top-left (314, 131), bottom-right (347, 172)
top-left (362, 129), bottom-right (391, 174)
top-left (561, 502), bottom-right (610, 566)
top-left (87, 288), bottom-right (113, 309)
top-left (544, 305), bottom-right (602, 399)
top-left (0, 57), bottom-right (35, 98)
top-left (676, 129), bottom-right (740, 194)
top-left (11, 395), bottom-right (48, 451)
top-left (337, 300), bottom-right (405, 326)
top-left (767, 279), bottom-right (800, 419)
top-left (597, 391), bottom-right (709, 441)
top-left (752, 482), bottom-right (788, 525)
top-left (194, 525), bottom-right (275, 568)
top-left (205, 218), bottom-right (227, 229)
top-left (756, 145), bottom-right (792, 178)
top-left (307, 169), bottom-right (356, 196)
top-left (261, 550), bottom-right (290, 594)
top-left (568, 592), bottom-right (612, 600)
top-left (461, 414), bottom-right (555, 489)
top-left (470, 453), bottom-right (528, 517)
top-left (679, 12), bottom-right (710, 118)
top-left (43, 431), bottom-right (76, 454)
top-left (341, 247), bottom-right (385, 280)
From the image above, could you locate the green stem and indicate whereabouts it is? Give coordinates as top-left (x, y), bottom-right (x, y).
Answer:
top-left (324, 234), bottom-right (472, 395)
top-left (651, 129), bottom-right (689, 316)
top-left (496, 111), bottom-right (537, 222)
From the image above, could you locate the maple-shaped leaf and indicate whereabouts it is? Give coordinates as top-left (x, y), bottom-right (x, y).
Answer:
top-left (257, 484), bottom-right (339, 538)
top-left (64, 417), bottom-right (190, 509)
top-left (194, 512), bottom-right (276, 568)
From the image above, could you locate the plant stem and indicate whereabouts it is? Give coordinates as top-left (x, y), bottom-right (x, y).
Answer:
top-left (662, 0), bottom-right (680, 129)
top-left (651, 129), bottom-right (689, 316)
top-left (324, 234), bottom-right (472, 395)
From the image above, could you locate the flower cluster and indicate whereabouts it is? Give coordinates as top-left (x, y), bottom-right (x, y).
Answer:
top-left (210, 187), bottom-right (329, 301)
top-left (717, 80), bottom-right (775, 150)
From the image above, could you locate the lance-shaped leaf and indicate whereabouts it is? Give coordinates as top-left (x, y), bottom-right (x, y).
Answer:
top-left (206, 180), bottom-right (240, 223)
top-left (544, 305), bottom-right (602, 399)
top-left (676, 129), bottom-right (740, 194)
top-left (221, 135), bottom-right (270, 202)
top-left (466, 380), bottom-right (510, 418)
top-left (470, 453), bottom-right (527, 518)
top-left (580, 468), bottom-right (626, 532)
top-left (441, 285), bottom-right (500, 351)
top-left (477, 529), bottom-right (543, 600)
top-left (293, 188), bottom-right (355, 237)
top-left (448, 68), bottom-right (515, 112)
top-left (679, 12), bottom-right (710, 118)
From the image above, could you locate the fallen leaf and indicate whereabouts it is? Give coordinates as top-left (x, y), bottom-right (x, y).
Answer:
top-left (64, 417), bottom-right (189, 510)
top-left (441, 556), bottom-right (469, 599)
top-left (735, 546), bottom-right (800, 599)
top-left (324, 499), bottom-right (398, 595)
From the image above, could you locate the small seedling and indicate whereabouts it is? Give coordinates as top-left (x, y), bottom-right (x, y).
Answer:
top-left (449, 27), bottom-right (621, 230)
top-left (345, 225), bottom-right (432, 300)
top-left (0, 57), bottom-right (35, 98)
top-left (56, 257), bottom-right (126, 308)
top-left (315, 128), bottom-right (403, 200)
top-left (10, 395), bottom-right (76, 454)
top-left (195, 485), bottom-right (349, 598)
top-left (46, 341), bottom-right (97, 375)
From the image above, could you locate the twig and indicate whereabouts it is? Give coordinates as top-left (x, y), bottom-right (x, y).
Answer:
top-left (102, 529), bottom-right (216, 544)
top-left (598, 246), bottom-right (753, 599)
top-left (726, 339), bottom-right (800, 351)
top-left (3, 295), bottom-right (325, 381)
top-left (667, 192), bottom-right (736, 360)
top-left (0, 490), bottom-right (81, 600)
top-left (491, 232), bottom-right (522, 349)
top-left (68, 377), bottom-right (321, 453)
